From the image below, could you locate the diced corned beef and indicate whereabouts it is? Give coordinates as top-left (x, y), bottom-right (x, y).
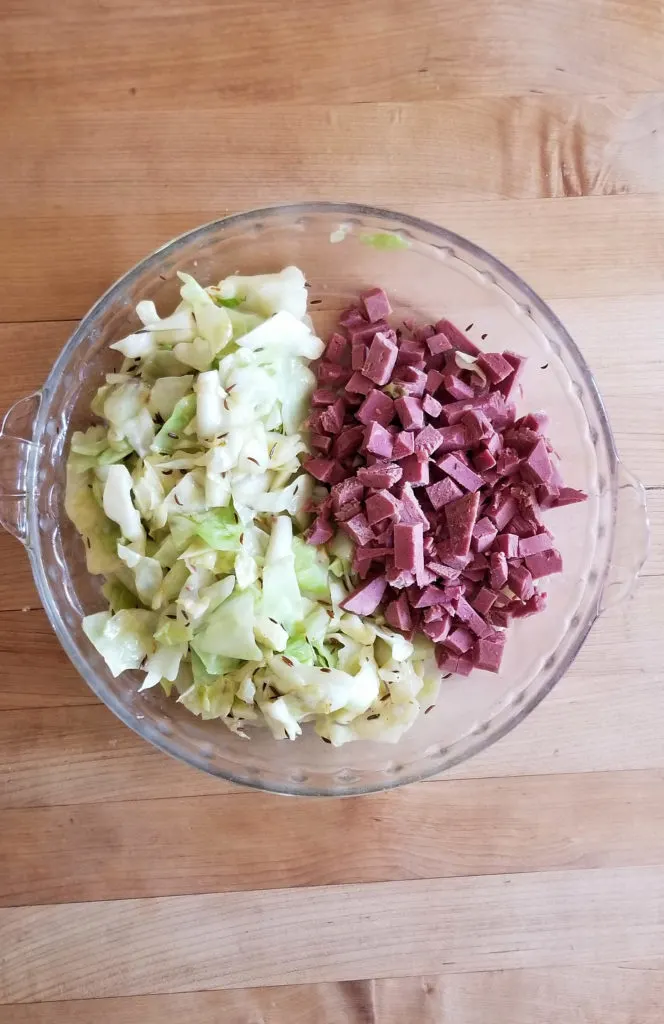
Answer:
top-left (415, 563), bottom-right (436, 586)
top-left (473, 587), bottom-right (499, 617)
top-left (346, 371), bottom-right (375, 395)
top-left (347, 319), bottom-right (390, 343)
top-left (361, 286), bottom-right (392, 323)
top-left (423, 534), bottom-right (436, 556)
top-left (473, 633), bottom-right (506, 672)
top-left (312, 388), bottom-right (338, 406)
top-left (434, 424), bottom-right (467, 454)
top-left (422, 393), bottom-right (443, 419)
top-left (311, 433), bottom-right (332, 453)
top-left (426, 477), bottom-right (463, 511)
top-left (340, 513), bottom-right (375, 547)
top-left (333, 425), bottom-right (365, 460)
top-left (511, 591), bottom-right (548, 617)
top-left (485, 431), bottom-right (503, 457)
top-left (304, 457), bottom-right (343, 483)
top-left (397, 483), bottom-right (430, 529)
top-left (472, 517), bottom-right (498, 553)
top-left (436, 649), bottom-right (459, 673)
top-left (325, 333), bottom-right (350, 365)
top-left (391, 430), bottom-right (415, 460)
top-left (445, 491), bottom-right (481, 556)
top-left (442, 374), bottom-right (475, 401)
top-left (351, 342), bottom-right (368, 371)
top-left (386, 565), bottom-right (415, 589)
top-left (507, 564), bottom-right (535, 601)
top-left (374, 522), bottom-right (394, 545)
top-left (412, 585), bottom-right (446, 608)
top-left (401, 454), bottom-right (430, 486)
top-left (462, 409), bottom-right (493, 446)
top-left (396, 339), bottom-right (426, 366)
top-left (473, 449), bottom-right (496, 472)
top-left (395, 396), bottom-right (424, 430)
top-left (424, 616), bottom-right (452, 642)
top-left (477, 351), bottom-right (513, 384)
top-left (552, 486), bottom-right (588, 507)
top-left (518, 533), bottom-right (554, 557)
top-left (331, 477), bottom-right (364, 509)
top-left (353, 544), bottom-right (392, 577)
top-left (394, 366), bottom-right (427, 397)
top-left (306, 515), bottom-right (335, 545)
top-left (495, 448), bottom-right (521, 477)
top-left (443, 391), bottom-right (511, 427)
top-left (438, 454), bottom-right (484, 493)
top-left (519, 438), bottom-right (553, 486)
top-left (487, 607), bottom-right (511, 628)
top-left (317, 363), bottom-right (352, 387)
top-left (525, 548), bottom-right (563, 579)
top-left (339, 307), bottom-right (366, 328)
top-left (320, 398), bottom-right (346, 434)
top-left (365, 489), bottom-right (400, 525)
top-left (444, 627), bottom-right (475, 655)
top-left (499, 350), bottom-right (527, 401)
top-left (394, 522), bottom-right (424, 575)
top-left (504, 426), bottom-right (542, 455)
top-left (335, 499), bottom-right (363, 522)
top-left (385, 593), bottom-right (413, 632)
top-left (494, 532), bottom-right (520, 558)
top-left (309, 289), bottom-right (586, 682)
top-left (489, 494), bottom-right (518, 531)
top-left (435, 544), bottom-right (471, 572)
top-left (425, 368), bottom-right (446, 395)
top-left (427, 561), bottom-right (461, 581)
top-left (435, 319), bottom-right (481, 356)
top-left (517, 411), bottom-right (549, 432)
top-left (363, 421), bottom-right (393, 459)
top-left (357, 389), bottom-right (395, 427)
top-left (489, 550), bottom-right (508, 590)
top-left (426, 332), bottom-right (454, 356)
top-left (363, 332), bottom-right (399, 386)
top-left (412, 323), bottom-right (435, 343)
top-left (414, 424), bottom-right (443, 460)
top-left (454, 652), bottom-right (476, 676)
top-left (357, 461), bottom-right (403, 489)
top-left (340, 576), bottom-right (388, 615)
top-left (455, 595), bottom-right (492, 638)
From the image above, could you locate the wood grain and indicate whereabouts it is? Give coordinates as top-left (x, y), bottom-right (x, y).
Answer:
top-left (2, 770), bottom-right (664, 907)
top-left (1, 577), bottom-right (662, 809)
top-left (2, 867), bottom-right (664, 1001)
top-left (2, 0), bottom-right (664, 110)
top-left (4, 96), bottom-right (664, 207)
top-left (2, 0), bottom-right (664, 1017)
top-left (4, 968), bottom-right (664, 1024)
top-left (3, 197), bottom-right (664, 322)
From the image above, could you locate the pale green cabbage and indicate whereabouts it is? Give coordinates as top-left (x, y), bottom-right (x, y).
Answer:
top-left (66, 267), bottom-right (439, 746)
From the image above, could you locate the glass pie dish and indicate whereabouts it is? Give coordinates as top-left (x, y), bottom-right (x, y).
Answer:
top-left (0, 202), bottom-right (649, 795)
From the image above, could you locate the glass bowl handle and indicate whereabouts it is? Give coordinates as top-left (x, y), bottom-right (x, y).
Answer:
top-left (599, 462), bottom-right (649, 614)
top-left (0, 391), bottom-right (42, 546)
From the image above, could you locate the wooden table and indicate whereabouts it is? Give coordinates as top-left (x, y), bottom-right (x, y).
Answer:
top-left (1, 1), bottom-right (663, 1020)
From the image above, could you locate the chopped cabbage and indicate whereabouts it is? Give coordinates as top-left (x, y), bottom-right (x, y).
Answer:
top-left (67, 267), bottom-right (448, 747)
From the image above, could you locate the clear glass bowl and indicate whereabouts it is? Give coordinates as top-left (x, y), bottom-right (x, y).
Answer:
top-left (0, 203), bottom-right (648, 796)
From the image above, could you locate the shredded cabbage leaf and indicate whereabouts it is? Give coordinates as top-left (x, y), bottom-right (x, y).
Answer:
top-left (67, 267), bottom-right (441, 746)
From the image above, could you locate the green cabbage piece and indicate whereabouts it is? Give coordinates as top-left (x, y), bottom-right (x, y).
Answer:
top-left (152, 394), bottom-right (197, 453)
top-left (193, 590), bottom-right (262, 661)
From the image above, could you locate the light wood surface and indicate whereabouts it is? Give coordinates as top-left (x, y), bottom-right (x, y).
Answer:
top-left (1, 1), bottom-right (663, 1020)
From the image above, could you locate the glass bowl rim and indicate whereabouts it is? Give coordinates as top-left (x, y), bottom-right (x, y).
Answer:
top-left (28, 201), bottom-right (619, 796)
